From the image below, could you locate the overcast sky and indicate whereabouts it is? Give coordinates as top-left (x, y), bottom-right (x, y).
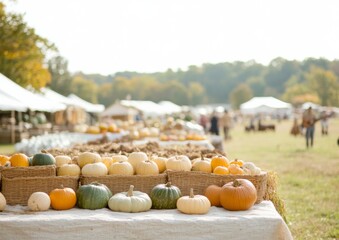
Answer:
top-left (5, 0), bottom-right (339, 75)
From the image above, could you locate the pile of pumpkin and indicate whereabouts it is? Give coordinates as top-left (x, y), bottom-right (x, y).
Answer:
top-left (0, 179), bottom-right (257, 214)
top-left (0, 151), bottom-right (262, 177)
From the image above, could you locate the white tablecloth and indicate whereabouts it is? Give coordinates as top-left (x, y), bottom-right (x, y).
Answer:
top-left (0, 201), bottom-right (292, 240)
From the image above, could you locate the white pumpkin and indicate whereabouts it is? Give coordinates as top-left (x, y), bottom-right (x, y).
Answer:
top-left (129, 130), bottom-right (140, 140)
top-left (28, 192), bottom-right (51, 211)
top-left (192, 158), bottom-right (212, 173)
top-left (0, 192), bottom-right (6, 211)
top-left (151, 156), bottom-right (167, 173)
top-left (57, 164), bottom-right (81, 176)
top-left (109, 161), bottom-right (134, 175)
top-left (55, 155), bottom-right (72, 167)
top-left (136, 160), bottom-right (159, 175)
top-left (108, 185), bottom-right (152, 213)
top-left (138, 128), bottom-right (151, 138)
top-left (112, 154), bottom-right (128, 163)
top-left (177, 188), bottom-right (210, 214)
top-left (81, 162), bottom-right (108, 176)
top-left (166, 155), bottom-right (192, 171)
top-left (77, 152), bottom-right (101, 168)
top-left (242, 162), bottom-right (261, 175)
top-left (128, 152), bottom-right (148, 173)
top-left (149, 127), bottom-right (160, 137)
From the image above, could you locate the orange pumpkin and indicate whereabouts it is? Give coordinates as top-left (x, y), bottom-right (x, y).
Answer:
top-left (49, 187), bottom-right (77, 210)
top-left (228, 164), bottom-right (245, 175)
top-left (9, 153), bottom-right (29, 167)
top-left (213, 166), bottom-right (229, 175)
top-left (211, 155), bottom-right (229, 171)
top-left (220, 179), bottom-right (257, 211)
top-left (229, 159), bottom-right (244, 167)
top-left (0, 155), bottom-right (10, 166)
top-left (204, 185), bottom-right (222, 207)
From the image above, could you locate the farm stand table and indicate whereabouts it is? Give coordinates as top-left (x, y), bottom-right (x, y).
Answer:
top-left (0, 201), bottom-right (292, 240)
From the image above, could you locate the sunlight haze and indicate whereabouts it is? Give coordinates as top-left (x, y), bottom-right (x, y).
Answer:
top-left (6, 0), bottom-right (339, 74)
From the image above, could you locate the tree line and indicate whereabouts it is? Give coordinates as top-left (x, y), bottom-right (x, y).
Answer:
top-left (1, 2), bottom-right (339, 109)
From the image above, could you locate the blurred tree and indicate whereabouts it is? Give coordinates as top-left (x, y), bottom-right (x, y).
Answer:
top-left (306, 67), bottom-right (339, 106)
top-left (97, 82), bottom-right (114, 107)
top-left (71, 74), bottom-right (98, 103)
top-left (160, 80), bottom-right (189, 105)
top-left (229, 83), bottom-right (253, 109)
top-left (47, 55), bottom-right (72, 95)
top-left (0, 3), bottom-right (55, 89)
top-left (188, 82), bottom-right (206, 105)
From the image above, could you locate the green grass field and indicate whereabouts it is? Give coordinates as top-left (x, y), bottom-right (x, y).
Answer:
top-left (225, 118), bottom-right (339, 240)
top-left (0, 144), bottom-right (15, 155)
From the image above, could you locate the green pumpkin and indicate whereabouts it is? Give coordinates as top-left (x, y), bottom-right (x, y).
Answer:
top-left (77, 182), bottom-right (112, 210)
top-left (150, 182), bottom-right (182, 209)
top-left (32, 153), bottom-right (56, 166)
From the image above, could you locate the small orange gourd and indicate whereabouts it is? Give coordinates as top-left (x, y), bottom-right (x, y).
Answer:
top-left (229, 159), bottom-right (244, 167)
top-left (9, 153), bottom-right (29, 167)
top-left (228, 164), bottom-right (245, 175)
top-left (0, 155), bottom-right (10, 166)
top-left (204, 185), bottom-right (222, 207)
top-left (49, 187), bottom-right (77, 210)
top-left (211, 155), bottom-right (229, 171)
top-left (213, 166), bottom-right (229, 175)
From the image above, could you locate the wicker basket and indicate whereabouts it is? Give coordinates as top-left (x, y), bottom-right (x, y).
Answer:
top-left (167, 171), bottom-right (267, 203)
top-left (1, 165), bottom-right (56, 179)
top-left (81, 174), bottom-right (167, 195)
top-left (2, 176), bottom-right (79, 205)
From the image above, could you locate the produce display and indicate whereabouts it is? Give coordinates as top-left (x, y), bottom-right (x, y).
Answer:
top-left (0, 139), bottom-right (265, 216)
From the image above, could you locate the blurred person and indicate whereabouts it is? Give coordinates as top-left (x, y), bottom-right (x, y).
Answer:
top-left (219, 110), bottom-right (232, 140)
top-left (209, 111), bottom-right (219, 135)
top-left (199, 114), bottom-right (208, 133)
top-left (320, 111), bottom-right (329, 135)
top-left (290, 117), bottom-right (301, 136)
top-left (302, 107), bottom-right (317, 148)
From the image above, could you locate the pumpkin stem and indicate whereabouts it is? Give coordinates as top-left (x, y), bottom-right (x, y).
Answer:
top-left (189, 188), bottom-right (194, 198)
top-left (233, 180), bottom-right (241, 187)
top-left (127, 185), bottom-right (134, 197)
top-left (41, 149), bottom-right (47, 154)
top-left (200, 153), bottom-right (204, 161)
top-left (165, 182), bottom-right (172, 187)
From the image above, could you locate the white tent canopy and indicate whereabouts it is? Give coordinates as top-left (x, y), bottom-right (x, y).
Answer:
top-left (100, 101), bottom-right (138, 118)
top-left (158, 101), bottom-right (182, 114)
top-left (0, 91), bottom-right (27, 112)
top-left (120, 100), bottom-right (166, 117)
top-left (240, 97), bottom-right (292, 116)
top-left (0, 73), bottom-right (66, 112)
top-left (40, 88), bottom-right (76, 106)
top-left (68, 94), bottom-right (104, 113)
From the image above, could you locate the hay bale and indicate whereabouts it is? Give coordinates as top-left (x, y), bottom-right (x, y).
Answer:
top-left (264, 171), bottom-right (287, 222)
